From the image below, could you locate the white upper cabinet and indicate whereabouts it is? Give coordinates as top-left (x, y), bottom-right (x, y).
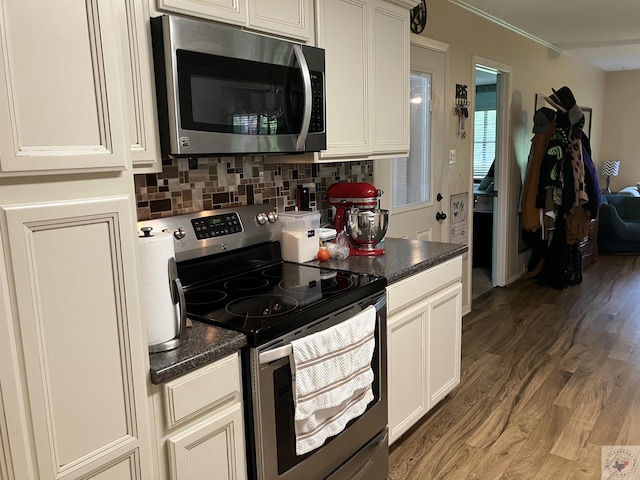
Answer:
top-left (154, 0), bottom-right (314, 42)
top-left (371, 1), bottom-right (409, 155)
top-left (316, 0), bottom-right (372, 158)
top-left (119, 0), bottom-right (162, 172)
top-left (313, 0), bottom-right (411, 162)
top-left (248, 0), bottom-right (313, 41)
top-left (0, 0), bottom-right (129, 175)
top-left (156, 0), bottom-right (247, 27)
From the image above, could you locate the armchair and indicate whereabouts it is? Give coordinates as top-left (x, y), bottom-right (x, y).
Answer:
top-left (598, 195), bottom-right (640, 253)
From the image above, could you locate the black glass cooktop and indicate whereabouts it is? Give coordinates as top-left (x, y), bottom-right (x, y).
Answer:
top-left (183, 261), bottom-right (386, 346)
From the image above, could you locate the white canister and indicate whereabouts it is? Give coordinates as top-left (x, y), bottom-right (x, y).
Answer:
top-left (279, 211), bottom-right (322, 263)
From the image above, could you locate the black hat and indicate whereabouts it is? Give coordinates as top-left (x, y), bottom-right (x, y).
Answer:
top-left (544, 86), bottom-right (577, 113)
top-left (533, 107), bottom-right (555, 134)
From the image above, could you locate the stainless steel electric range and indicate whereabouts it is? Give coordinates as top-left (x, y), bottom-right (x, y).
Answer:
top-left (139, 203), bottom-right (389, 480)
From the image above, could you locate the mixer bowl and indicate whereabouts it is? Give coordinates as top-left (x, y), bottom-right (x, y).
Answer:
top-left (345, 209), bottom-right (389, 249)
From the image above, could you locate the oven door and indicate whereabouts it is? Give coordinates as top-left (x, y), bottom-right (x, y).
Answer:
top-left (250, 293), bottom-right (388, 480)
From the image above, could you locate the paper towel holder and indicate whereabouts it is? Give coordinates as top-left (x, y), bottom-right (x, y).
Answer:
top-left (148, 252), bottom-right (188, 353)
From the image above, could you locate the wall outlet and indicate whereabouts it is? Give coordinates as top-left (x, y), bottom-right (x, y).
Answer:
top-left (449, 149), bottom-right (456, 164)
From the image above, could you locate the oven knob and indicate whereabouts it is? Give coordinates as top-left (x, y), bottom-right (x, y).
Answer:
top-left (267, 211), bottom-right (278, 223)
top-left (256, 212), bottom-right (268, 225)
top-left (173, 227), bottom-right (186, 240)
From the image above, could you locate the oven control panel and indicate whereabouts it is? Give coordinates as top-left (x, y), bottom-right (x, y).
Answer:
top-left (137, 202), bottom-right (280, 262)
top-left (192, 213), bottom-right (242, 239)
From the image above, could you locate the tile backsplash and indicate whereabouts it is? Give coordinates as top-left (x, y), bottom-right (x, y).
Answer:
top-left (135, 156), bottom-right (374, 225)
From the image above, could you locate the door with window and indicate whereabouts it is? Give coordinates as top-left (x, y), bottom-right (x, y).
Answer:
top-left (375, 38), bottom-right (446, 241)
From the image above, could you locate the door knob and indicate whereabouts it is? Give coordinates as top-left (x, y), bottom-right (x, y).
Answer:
top-left (436, 211), bottom-right (447, 221)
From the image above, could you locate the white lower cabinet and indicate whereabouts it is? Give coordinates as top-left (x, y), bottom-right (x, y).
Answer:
top-left (151, 353), bottom-right (247, 480)
top-left (387, 257), bottom-right (463, 445)
top-left (0, 195), bottom-right (154, 479)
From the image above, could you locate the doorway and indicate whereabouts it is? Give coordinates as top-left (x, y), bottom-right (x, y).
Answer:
top-left (472, 66), bottom-right (497, 298)
top-left (471, 57), bottom-right (511, 300)
top-left (375, 36), bottom-right (448, 241)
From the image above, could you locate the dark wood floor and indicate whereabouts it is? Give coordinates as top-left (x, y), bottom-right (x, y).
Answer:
top-left (389, 253), bottom-right (640, 480)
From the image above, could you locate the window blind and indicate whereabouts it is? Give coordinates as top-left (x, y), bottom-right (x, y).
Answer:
top-left (393, 72), bottom-right (431, 208)
top-left (473, 110), bottom-right (496, 179)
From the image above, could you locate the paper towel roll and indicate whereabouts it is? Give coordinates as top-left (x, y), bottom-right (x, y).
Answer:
top-left (139, 232), bottom-right (180, 347)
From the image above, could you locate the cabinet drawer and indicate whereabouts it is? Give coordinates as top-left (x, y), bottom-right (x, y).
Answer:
top-left (163, 353), bottom-right (241, 429)
top-left (387, 256), bottom-right (462, 315)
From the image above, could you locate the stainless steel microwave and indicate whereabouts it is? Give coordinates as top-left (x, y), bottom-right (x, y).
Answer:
top-left (150, 15), bottom-right (326, 157)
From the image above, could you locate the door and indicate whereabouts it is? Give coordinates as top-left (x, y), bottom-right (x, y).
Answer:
top-left (375, 36), bottom-right (447, 241)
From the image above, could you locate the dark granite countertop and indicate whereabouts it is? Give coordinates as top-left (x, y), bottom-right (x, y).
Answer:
top-left (306, 237), bottom-right (468, 284)
top-left (148, 320), bottom-right (246, 384)
top-left (148, 238), bottom-right (465, 384)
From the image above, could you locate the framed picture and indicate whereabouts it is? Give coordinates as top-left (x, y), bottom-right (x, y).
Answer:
top-left (581, 107), bottom-right (592, 138)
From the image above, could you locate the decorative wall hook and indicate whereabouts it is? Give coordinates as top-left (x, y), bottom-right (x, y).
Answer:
top-left (455, 84), bottom-right (468, 101)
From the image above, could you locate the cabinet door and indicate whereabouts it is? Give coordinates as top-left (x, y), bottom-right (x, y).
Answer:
top-left (156, 0), bottom-right (247, 26)
top-left (387, 300), bottom-right (428, 444)
top-left (317, 0), bottom-right (372, 158)
top-left (0, 236), bottom-right (34, 480)
top-left (0, 0), bottom-right (128, 175)
top-left (0, 196), bottom-right (152, 479)
top-left (371, 1), bottom-right (409, 156)
top-left (118, 0), bottom-right (161, 172)
top-left (248, 0), bottom-right (313, 42)
top-left (168, 403), bottom-right (247, 480)
top-left (427, 283), bottom-right (463, 408)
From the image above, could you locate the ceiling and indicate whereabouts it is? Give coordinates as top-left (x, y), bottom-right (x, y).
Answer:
top-left (448, 0), bottom-right (640, 72)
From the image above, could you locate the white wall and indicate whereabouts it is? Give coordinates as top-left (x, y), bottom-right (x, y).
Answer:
top-left (601, 70), bottom-right (640, 193)
top-left (415, 0), bottom-right (607, 311)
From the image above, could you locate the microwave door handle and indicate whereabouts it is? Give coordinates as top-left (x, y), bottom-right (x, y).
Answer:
top-left (293, 44), bottom-right (312, 151)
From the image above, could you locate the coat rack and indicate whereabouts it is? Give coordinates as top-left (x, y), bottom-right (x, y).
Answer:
top-left (455, 83), bottom-right (469, 138)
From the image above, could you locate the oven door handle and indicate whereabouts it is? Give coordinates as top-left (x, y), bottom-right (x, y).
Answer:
top-left (258, 294), bottom-right (386, 365)
top-left (373, 294), bottom-right (386, 313)
top-left (259, 344), bottom-right (293, 365)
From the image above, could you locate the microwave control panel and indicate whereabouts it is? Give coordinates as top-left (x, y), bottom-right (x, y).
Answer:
top-left (310, 72), bottom-right (324, 133)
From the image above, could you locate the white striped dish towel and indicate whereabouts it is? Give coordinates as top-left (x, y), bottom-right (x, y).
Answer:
top-left (291, 305), bottom-right (377, 456)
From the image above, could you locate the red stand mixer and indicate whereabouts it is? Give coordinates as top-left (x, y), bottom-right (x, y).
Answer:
top-left (326, 182), bottom-right (388, 256)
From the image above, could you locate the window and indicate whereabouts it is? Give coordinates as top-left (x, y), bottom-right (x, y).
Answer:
top-left (393, 71), bottom-right (431, 209)
top-left (473, 109), bottom-right (496, 179)
top-left (473, 77), bottom-right (497, 180)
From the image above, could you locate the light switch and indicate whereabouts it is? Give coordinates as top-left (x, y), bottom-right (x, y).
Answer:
top-left (449, 149), bottom-right (456, 164)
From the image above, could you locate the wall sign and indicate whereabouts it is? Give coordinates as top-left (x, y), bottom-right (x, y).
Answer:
top-left (450, 192), bottom-right (468, 245)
